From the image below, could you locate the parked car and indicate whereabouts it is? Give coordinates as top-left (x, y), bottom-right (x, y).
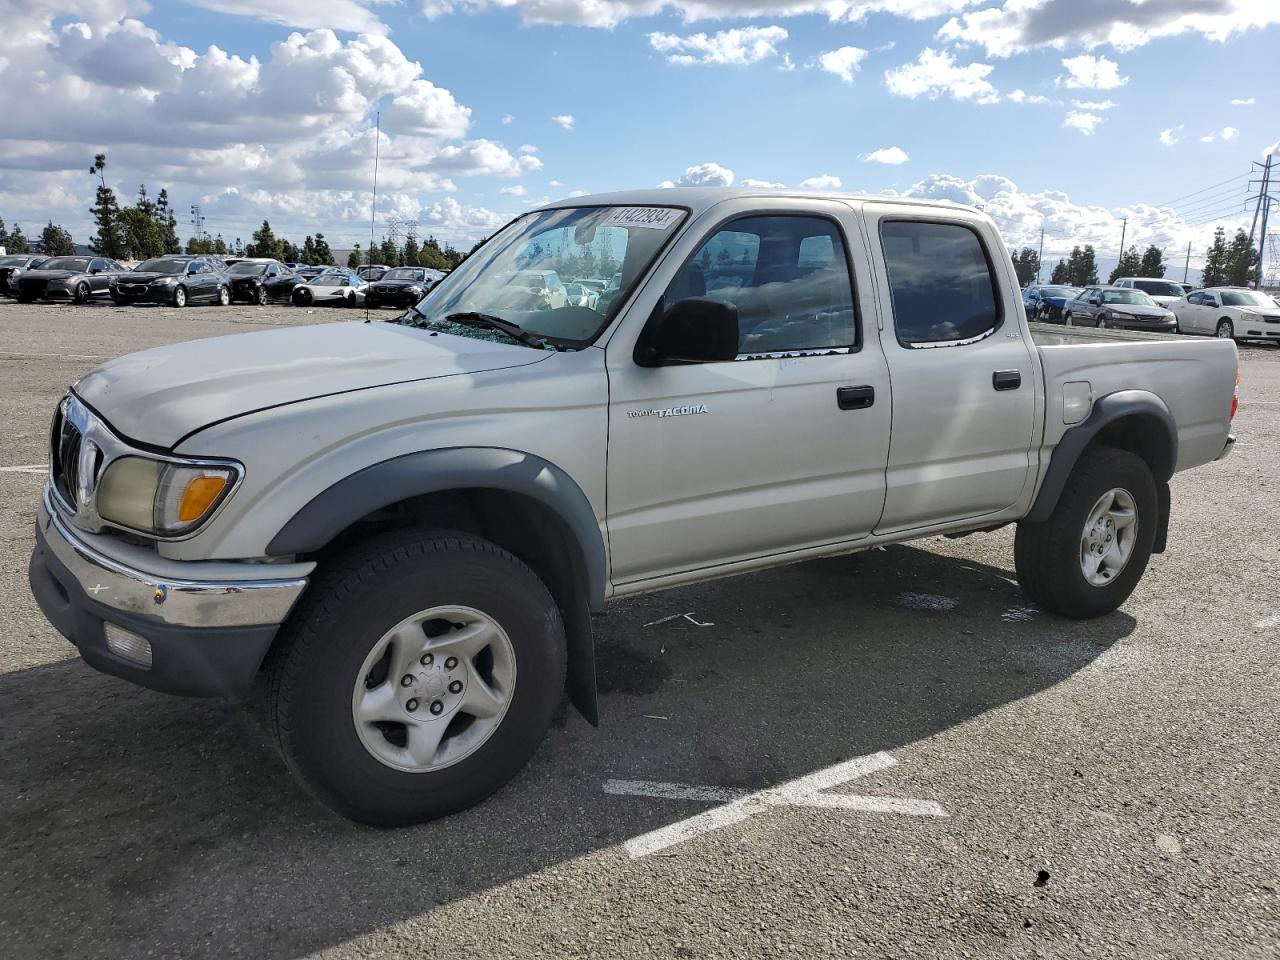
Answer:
top-left (109, 256), bottom-right (231, 307)
top-left (1112, 277), bottom-right (1186, 308)
top-left (1023, 284), bottom-right (1082, 322)
top-left (563, 281), bottom-right (599, 309)
top-left (0, 254), bottom-right (47, 296)
top-left (491, 269), bottom-right (568, 310)
top-left (1063, 286), bottom-right (1177, 331)
top-left (27, 189), bottom-right (1239, 827)
top-left (226, 259), bottom-right (303, 304)
top-left (14, 256), bottom-right (128, 303)
top-left (357, 264), bottom-right (390, 282)
top-left (296, 265), bottom-right (328, 279)
top-left (1178, 282), bottom-right (1195, 296)
top-left (1169, 286), bottom-right (1280, 342)
top-left (364, 267), bottom-right (446, 310)
top-left (291, 269), bottom-right (366, 306)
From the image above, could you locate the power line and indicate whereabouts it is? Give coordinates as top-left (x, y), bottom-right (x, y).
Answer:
top-left (1151, 170), bottom-right (1251, 208)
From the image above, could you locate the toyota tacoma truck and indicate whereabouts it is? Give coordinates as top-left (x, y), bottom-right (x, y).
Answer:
top-left (29, 189), bottom-right (1239, 826)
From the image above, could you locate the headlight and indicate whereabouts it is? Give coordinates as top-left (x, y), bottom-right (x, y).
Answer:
top-left (149, 277), bottom-right (176, 286)
top-left (96, 456), bottom-right (240, 536)
top-left (406, 286), bottom-right (424, 296)
top-left (1240, 312), bottom-right (1259, 322)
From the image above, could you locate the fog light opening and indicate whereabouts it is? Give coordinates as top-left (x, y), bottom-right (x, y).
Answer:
top-left (104, 623), bottom-right (153, 669)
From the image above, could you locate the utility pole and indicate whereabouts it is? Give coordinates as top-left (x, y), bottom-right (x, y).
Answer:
top-left (1249, 154), bottom-right (1271, 249)
top-left (1259, 195), bottom-right (1273, 290)
top-left (1183, 241), bottom-right (1192, 283)
top-left (1118, 216), bottom-right (1127, 265)
top-left (1036, 227), bottom-right (1045, 283)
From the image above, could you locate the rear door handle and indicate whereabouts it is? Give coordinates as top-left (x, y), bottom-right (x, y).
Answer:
top-left (836, 385), bottom-right (875, 410)
top-left (992, 370), bottom-right (1022, 391)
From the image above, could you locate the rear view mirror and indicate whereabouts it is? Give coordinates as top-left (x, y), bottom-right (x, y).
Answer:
top-left (1089, 297), bottom-right (1100, 306)
top-left (573, 221), bottom-right (597, 246)
top-left (653, 297), bottom-right (739, 364)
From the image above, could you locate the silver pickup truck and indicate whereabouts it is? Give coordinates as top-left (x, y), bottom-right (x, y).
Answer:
top-left (29, 189), bottom-right (1239, 825)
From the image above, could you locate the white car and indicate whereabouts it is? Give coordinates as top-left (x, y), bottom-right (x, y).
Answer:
top-left (1113, 277), bottom-right (1187, 309)
top-left (291, 269), bottom-right (366, 307)
top-left (1169, 286), bottom-right (1280, 343)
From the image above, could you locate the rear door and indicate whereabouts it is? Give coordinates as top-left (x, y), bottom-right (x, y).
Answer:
top-left (864, 205), bottom-right (1038, 533)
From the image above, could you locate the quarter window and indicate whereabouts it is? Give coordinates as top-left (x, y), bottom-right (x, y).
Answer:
top-left (667, 215), bottom-right (857, 358)
top-left (880, 220), bottom-right (1002, 347)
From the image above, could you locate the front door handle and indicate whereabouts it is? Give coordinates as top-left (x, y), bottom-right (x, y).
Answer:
top-left (837, 385), bottom-right (875, 410)
top-left (993, 369), bottom-right (1022, 391)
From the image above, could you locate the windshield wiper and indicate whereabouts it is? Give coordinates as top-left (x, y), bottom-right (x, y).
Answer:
top-left (443, 311), bottom-right (548, 349)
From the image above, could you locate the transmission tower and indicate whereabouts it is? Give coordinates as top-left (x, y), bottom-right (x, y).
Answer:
top-left (1265, 228), bottom-right (1280, 288)
top-left (189, 204), bottom-right (206, 239)
top-left (386, 216), bottom-right (419, 247)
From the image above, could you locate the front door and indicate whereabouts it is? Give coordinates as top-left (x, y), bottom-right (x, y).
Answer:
top-left (866, 208), bottom-right (1038, 533)
top-left (605, 210), bottom-right (892, 584)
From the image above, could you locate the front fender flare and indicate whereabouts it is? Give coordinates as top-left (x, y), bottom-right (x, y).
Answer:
top-left (1026, 390), bottom-right (1177, 524)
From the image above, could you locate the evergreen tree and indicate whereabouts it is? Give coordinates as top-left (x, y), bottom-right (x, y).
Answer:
top-left (301, 235), bottom-right (317, 265)
top-left (419, 235), bottom-right (447, 269)
top-left (1066, 245), bottom-right (1098, 286)
top-left (155, 189), bottom-right (181, 253)
top-left (185, 235), bottom-right (214, 255)
top-left (213, 235), bottom-right (228, 256)
top-left (402, 235), bottom-right (420, 268)
top-left (347, 243), bottom-right (362, 269)
top-left (87, 153), bottom-right (126, 259)
top-left (1201, 227), bottom-right (1229, 288)
top-left (119, 184), bottom-right (165, 260)
top-left (1109, 245), bottom-right (1142, 283)
top-left (41, 221), bottom-right (75, 256)
top-left (1138, 245), bottom-right (1166, 278)
top-left (7, 223), bottom-right (30, 254)
top-left (0, 215), bottom-right (7, 250)
top-left (379, 236), bottom-right (400, 267)
top-left (280, 239), bottom-right (299, 263)
top-left (312, 233), bottom-right (333, 265)
top-left (248, 220), bottom-right (280, 260)
top-left (1011, 246), bottom-right (1041, 287)
top-left (1224, 228), bottom-right (1259, 287)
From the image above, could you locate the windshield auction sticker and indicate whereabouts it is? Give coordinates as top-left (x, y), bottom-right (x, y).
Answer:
top-left (605, 207), bottom-right (682, 230)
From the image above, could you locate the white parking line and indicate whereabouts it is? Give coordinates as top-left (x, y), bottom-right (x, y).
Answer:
top-left (606, 751), bottom-right (946, 858)
top-left (1255, 612), bottom-right (1280, 632)
top-left (0, 351), bottom-right (108, 361)
top-left (0, 465), bottom-right (47, 474)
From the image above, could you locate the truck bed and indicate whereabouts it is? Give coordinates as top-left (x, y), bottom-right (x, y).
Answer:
top-left (1029, 321), bottom-right (1183, 345)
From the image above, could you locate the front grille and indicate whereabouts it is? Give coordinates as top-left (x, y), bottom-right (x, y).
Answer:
top-left (50, 406), bottom-right (83, 508)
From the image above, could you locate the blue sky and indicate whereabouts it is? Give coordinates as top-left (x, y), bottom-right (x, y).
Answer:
top-left (1, 1), bottom-right (1276, 276)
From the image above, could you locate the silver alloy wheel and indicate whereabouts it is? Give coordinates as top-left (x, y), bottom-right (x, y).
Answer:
top-left (351, 605), bottom-right (517, 773)
top-left (173, 286), bottom-right (187, 308)
top-left (1079, 487), bottom-right (1138, 587)
top-left (1216, 320), bottom-right (1233, 339)
top-left (218, 285), bottom-right (230, 306)
top-left (1064, 312), bottom-right (1073, 326)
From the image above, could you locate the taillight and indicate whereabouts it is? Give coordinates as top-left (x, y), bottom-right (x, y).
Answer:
top-left (1230, 369), bottom-right (1240, 420)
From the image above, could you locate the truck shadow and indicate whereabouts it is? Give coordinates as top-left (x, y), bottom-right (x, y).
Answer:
top-left (0, 543), bottom-right (1133, 959)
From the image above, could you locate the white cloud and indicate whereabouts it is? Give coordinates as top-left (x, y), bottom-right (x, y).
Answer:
top-left (1063, 111), bottom-right (1103, 135)
top-left (548, 179), bottom-right (564, 187)
top-left (1159, 126), bottom-right (1182, 146)
top-left (863, 146), bottom-right (909, 164)
top-left (1056, 55), bottom-right (1127, 90)
top-left (659, 162), bottom-right (735, 188)
top-left (383, 79), bottom-right (472, 139)
top-left (798, 174), bottom-right (842, 189)
top-left (426, 139), bottom-right (542, 177)
top-left (1200, 133), bottom-right (1216, 143)
top-left (499, 184), bottom-right (526, 196)
top-left (1071, 98), bottom-right (1115, 111)
top-left (185, 0), bottom-right (389, 33)
top-left (1221, 126), bottom-right (1239, 141)
top-left (937, 0), bottom-right (1280, 58)
top-left (1264, 140), bottom-right (1280, 158)
top-left (551, 114), bottom-right (575, 129)
top-left (501, 113), bottom-right (513, 124)
top-left (517, 143), bottom-right (538, 153)
top-left (741, 177), bottom-right (786, 188)
top-left (648, 26), bottom-right (788, 66)
top-left (1008, 89), bottom-right (1049, 104)
top-left (884, 47), bottom-right (999, 103)
top-left (817, 45), bottom-right (868, 84)
top-left (1230, 97), bottom-right (1255, 105)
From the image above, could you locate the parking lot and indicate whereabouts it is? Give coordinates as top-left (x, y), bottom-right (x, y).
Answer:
top-left (1, 301), bottom-right (1278, 958)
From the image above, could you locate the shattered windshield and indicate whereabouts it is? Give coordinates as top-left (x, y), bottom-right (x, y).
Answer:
top-left (396, 205), bottom-right (687, 347)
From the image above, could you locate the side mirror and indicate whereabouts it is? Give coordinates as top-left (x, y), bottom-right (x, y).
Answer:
top-left (651, 297), bottom-right (739, 364)
top-left (1088, 297), bottom-right (1100, 306)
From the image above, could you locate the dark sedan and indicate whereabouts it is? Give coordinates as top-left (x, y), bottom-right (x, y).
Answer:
top-left (363, 267), bottom-right (445, 309)
top-left (0, 255), bottom-right (47, 296)
top-left (1063, 286), bottom-right (1177, 331)
top-left (226, 259), bottom-right (303, 304)
top-left (1023, 284), bottom-right (1083, 323)
top-left (110, 256), bottom-right (231, 308)
top-left (14, 256), bottom-right (128, 303)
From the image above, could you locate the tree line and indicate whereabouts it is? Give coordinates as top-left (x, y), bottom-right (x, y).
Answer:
top-left (344, 234), bottom-right (469, 272)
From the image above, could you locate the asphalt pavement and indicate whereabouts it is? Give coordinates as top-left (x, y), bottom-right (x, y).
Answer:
top-left (1, 301), bottom-right (1277, 959)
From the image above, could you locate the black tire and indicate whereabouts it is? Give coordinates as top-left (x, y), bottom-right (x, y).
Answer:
top-left (16, 295), bottom-right (33, 304)
top-left (217, 284), bottom-right (231, 306)
top-left (74, 282), bottom-right (90, 304)
top-left (1098, 315), bottom-right (1109, 329)
top-left (265, 529), bottom-right (566, 826)
top-left (255, 286), bottom-right (268, 305)
top-left (293, 288), bottom-right (312, 306)
top-left (366, 297), bottom-right (380, 310)
top-left (1064, 312), bottom-right (1073, 326)
top-left (172, 285), bottom-right (187, 308)
top-left (1015, 446), bottom-right (1157, 619)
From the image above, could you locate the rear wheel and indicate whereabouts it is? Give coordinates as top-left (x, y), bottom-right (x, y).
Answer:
top-left (172, 285), bottom-right (187, 308)
top-left (265, 530), bottom-right (566, 825)
top-left (1015, 446), bottom-right (1157, 619)
top-left (1064, 312), bottom-right (1074, 326)
top-left (1216, 318), bottom-right (1234, 339)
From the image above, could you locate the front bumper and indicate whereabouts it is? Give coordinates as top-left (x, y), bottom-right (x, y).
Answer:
top-left (367, 288), bottom-right (422, 307)
top-left (29, 489), bottom-right (309, 697)
top-left (111, 284), bottom-right (174, 304)
top-left (1109, 318), bottom-right (1177, 332)
top-left (231, 281), bottom-right (263, 302)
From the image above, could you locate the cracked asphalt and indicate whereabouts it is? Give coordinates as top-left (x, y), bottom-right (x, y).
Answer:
top-left (1, 301), bottom-right (1277, 959)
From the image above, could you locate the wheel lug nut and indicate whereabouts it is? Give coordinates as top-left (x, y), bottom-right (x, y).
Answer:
top-left (401, 674), bottom-right (415, 687)
top-left (406, 698), bottom-right (419, 712)
top-left (430, 700), bottom-right (444, 715)
top-left (420, 653), bottom-right (433, 666)
top-left (444, 656), bottom-right (458, 669)
top-left (448, 680), bottom-right (463, 693)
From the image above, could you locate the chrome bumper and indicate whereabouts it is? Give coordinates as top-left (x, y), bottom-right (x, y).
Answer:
top-left (37, 488), bottom-right (307, 629)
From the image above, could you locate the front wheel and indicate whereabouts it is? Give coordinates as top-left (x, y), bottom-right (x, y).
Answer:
top-left (1098, 315), bottom-right (1110, 329)
top-left (256, 286), bottom-right (268, 305)
top-left (1014, 446), bottom-right (1157, 619)
top-left (217, 285), bottom-right (231, 306)
top-left (172, 285), bottom-right (187, 308)
top-left (1064, 312), bottom-right (1074, 326)
top-left (74, 282), bottom-right (91, 304)
top-left (265, 530), bottom-right (566, 825)
top-left (1216, 319), bottom-right (1234, 339)
top-left (292, 288), bottom-right (313, 306)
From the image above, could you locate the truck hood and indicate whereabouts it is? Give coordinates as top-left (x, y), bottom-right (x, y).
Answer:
top-left (73, 321), bottom-right (549, 448)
